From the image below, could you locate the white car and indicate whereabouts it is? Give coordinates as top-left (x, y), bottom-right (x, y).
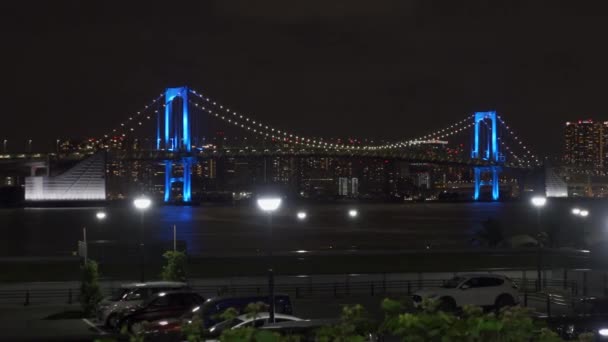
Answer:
top-left (413, 273), bottom-right (519, 311)
top-left (207, 313), bottom-right (302, 336)
top-left (96, 281), bottom-right (188, 328)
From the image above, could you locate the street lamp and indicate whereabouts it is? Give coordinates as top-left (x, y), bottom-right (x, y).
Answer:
top-left (96, 211), bottom-right (107, 220)
top-left (530, 195), bottom-right (546, 290)
top-left (531, 196), bottom-right (546, 208)
top-left (257, 196), bottom-right (282, 324)
top-left (348, 209), bottom-right (358, 218)
top-left (134, 196), bottom-right (151, 282)
top-left (134, 197), bottom-right (152, 210)
top-left (296, 211), bottom-right (307, 220)
top-left (82, 211), bottom-right (108, 264)
top-left (572, 208), bottom-right (590, 247)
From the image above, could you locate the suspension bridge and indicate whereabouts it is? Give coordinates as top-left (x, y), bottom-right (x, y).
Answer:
top-left (16, 85), bottom-right (544, 203)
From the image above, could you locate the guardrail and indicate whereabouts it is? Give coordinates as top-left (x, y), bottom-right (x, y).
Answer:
top-left (0, 277), bottom-right (578, 315)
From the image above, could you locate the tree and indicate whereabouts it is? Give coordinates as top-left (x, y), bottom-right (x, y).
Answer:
top-left (80, 260), bottom-right (103, 317)
top-left (219, 303), bottom-right (280, 342)
top-left (161, 250), bottom-right (188, 282)
top-left (181, 312), bottom-right (205, 342)
top-left (379, 298), bottom-right (593, 342)
top-left (315, 304), bottom-right (375, 341)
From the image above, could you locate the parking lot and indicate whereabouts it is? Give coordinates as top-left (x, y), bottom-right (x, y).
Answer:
top-left (0, 270), bottom-right (579, 341)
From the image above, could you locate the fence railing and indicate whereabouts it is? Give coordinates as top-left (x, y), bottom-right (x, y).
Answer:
top-left (0, 277), bottom-right (578, 316)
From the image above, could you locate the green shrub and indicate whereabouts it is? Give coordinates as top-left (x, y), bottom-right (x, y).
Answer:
top-left (161, 250), bottom-right (188, 282)
top-left (80, 260), bottom-right (102, 317)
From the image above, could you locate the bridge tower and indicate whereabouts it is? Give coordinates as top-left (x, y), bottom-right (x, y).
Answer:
top-left (471, 111), bottom-right (502, 201)
top-left (158, 86), bottom-right (193, 203)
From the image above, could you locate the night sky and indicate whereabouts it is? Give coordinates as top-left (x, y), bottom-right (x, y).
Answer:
top-left (1, 1), bottom-right (607, 156)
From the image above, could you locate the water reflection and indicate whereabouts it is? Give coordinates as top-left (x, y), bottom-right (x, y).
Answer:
top-left (156, 206), bottom-right (199, 254)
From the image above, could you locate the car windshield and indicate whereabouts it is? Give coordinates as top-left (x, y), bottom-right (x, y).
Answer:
top-left (442, 277), bottom-right (465, 288)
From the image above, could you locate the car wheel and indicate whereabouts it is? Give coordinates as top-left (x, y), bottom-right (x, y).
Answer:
top-left (438, 297), bottom-right (456, 312)
top-left (495, 294), bottom-right (515, 309)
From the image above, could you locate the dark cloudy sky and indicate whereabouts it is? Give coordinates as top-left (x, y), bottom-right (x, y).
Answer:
top-left (1, 1), bottom-right (607, 156)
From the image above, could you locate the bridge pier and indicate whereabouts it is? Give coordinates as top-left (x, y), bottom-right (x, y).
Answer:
top-left (473, 166), bottom-right (501, 201)
top-left (160, 86), bottom-right (192, 203)
top-left (471, 111), bottom-right (503, 201)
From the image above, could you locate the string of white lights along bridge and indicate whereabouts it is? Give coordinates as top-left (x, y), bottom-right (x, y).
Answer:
top-left (498, 137), bottom-right (529, 167)
top-left (100, 93), bottom-right (164, 141)
top-left (479, 119), bottom-right (532, 167)
top-left (189, 99), bottom-right (339, 149)
top-left (190, 89), bottom-right (362, 150)
top-left (497, 115), bottom-right (541, 165)
top-left (189, 88), bottom-right (474, 150)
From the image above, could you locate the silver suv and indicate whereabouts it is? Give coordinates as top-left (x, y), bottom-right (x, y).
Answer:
top-left (97, 281), bottom-right (188, 328)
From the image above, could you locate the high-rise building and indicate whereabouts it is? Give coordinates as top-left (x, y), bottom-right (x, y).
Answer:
top-left (564, 120), bottom-right (608, 167)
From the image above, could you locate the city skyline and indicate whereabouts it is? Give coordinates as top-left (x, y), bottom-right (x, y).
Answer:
top-left (3, 1), bottom-right (608, 157)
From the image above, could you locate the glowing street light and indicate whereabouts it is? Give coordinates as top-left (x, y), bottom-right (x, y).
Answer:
top-left (256, 196), bottom-right (282, 324)
top-left (296, 211), bottom-right (307, 220)
top-left (530, 195), bottom-right (546, 290)
top-left (96, 211), bottom-right (106, 220)
top-left (133, 196), bottom-right (151, 282)
top-left (348, 209), bottom-right (358, 218)
top-left (531, 196), bottom-right (547, 208)
top-left (257, 198), bottom-right (281, 212)
top-left (134, 197), bottom-right (152, 210)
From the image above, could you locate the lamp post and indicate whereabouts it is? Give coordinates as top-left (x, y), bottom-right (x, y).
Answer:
top-left (82, 211), bottom-right (107, 264)
top-left (531, 195), bottom-right (546, 290)
top-left (572, 208), bottom-right (589, 246)
top-left (96, 211), bottom-right (107, 262)
top-left (257, 196), bottom-right (282, 324)
top-left (134, 197), bottom-right (151, 282)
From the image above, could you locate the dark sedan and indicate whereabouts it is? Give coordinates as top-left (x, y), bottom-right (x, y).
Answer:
top-left (117, 290), bottom-right (204, 334)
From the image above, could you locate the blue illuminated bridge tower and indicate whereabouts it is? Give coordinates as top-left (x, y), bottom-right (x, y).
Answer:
top-left (471, 111), bottom-right (503, 201)
top-left (158, 86), bottom-right (193, 203)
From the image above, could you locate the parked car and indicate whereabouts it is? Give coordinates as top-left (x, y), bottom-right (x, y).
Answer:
top-left (142, 294), bottom-right (293, 339)
top-left (546, 314), bottom-right (608, 340)
top-left (117, 290), bottom-right (204, 334)
top-left (574, 297), bottom-right (608, 315)
top-left (96, 281), bottom-right (188, 328)
top-left (261, 319), bottom-right (378, 341)
top-left (207, 312), bottom-right (302, 336)
top-left (412, 273), bottom-right (519, 311)
top-left (192, 294), bottom-right (293, 327)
